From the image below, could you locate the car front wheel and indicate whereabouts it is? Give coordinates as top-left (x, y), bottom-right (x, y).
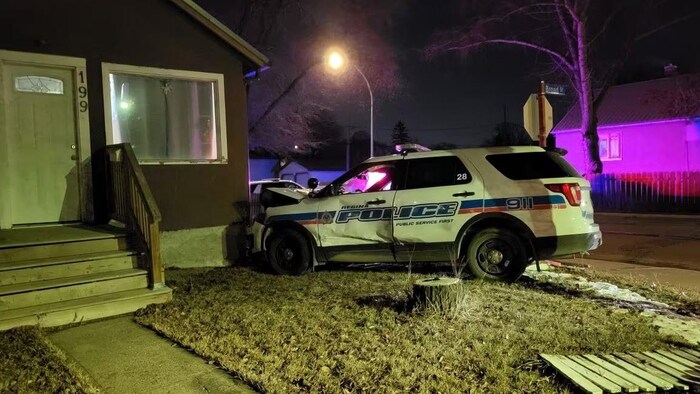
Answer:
top-left (267, 229), bottom-right (311, 275)
top-left (465, 228), bottom-right (528, 282)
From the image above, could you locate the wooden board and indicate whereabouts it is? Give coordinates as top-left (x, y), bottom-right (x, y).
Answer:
top-left (541, 348), bottom-right (700, 394)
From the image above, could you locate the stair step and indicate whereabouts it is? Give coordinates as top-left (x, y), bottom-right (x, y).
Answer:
top-left (0, 287), bottom-right (172, 330)
top-left (0, 269), bottom-right (148, 311)
top-left (0, 251), bottom-right (141, 286)
top-left (0, 236), bottom-right (131, 263)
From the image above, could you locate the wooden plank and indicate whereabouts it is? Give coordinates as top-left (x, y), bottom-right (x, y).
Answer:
top-left (569, 355), bottom-right (639, 393)
top-left (541, 354), bottom-right (604, 394)
top-left (683, 348), bottom-right (700, 358)
top-left (655, 350), bottom-right (700, 371)
top-left (673, 349), bottom-right (700, 363)
top-left (638, 352), bottom-right (700, 382)
top-left (618, 353), bottom-right (691, 390)
top-left (582, 355), bottom-right (656, 393)
top-left (559, 355), bottom-right (623, 393)
top-left (602, 355), bottom-right (674, 391)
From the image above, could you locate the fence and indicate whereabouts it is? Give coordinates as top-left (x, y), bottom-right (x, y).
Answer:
top-left (588, 172), bottom-right (700, 213)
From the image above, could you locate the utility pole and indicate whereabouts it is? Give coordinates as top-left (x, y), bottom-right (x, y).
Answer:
top-left (537, 80), bottom-right (546, 147)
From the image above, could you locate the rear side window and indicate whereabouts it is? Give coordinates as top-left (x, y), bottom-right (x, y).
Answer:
top-left (486, 152), bottom-right (580, 180)
top-left (403, 156), bottom-right (471, 190)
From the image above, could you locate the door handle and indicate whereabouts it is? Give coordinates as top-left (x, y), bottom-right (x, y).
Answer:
top-left (453, 191), bottom-right (475, 197)
top-left (366, 199), bottom-right (386, 205)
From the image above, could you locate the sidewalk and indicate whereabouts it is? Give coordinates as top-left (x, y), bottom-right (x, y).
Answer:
top-left (557, 257), bottom-right (700, 293)
top-left (49, 316), bottom-right (255, 394)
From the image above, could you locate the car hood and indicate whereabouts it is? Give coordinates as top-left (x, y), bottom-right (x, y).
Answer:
top-left (260, 187), bottom-right (309, 208)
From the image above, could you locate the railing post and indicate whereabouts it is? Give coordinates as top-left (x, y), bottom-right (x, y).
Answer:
top-left (149, 221), bottom-right (164, 289)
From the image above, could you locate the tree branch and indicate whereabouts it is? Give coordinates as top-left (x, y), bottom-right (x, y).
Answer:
top-left (635, 13), bottom-right (700, 41)
top-left (250, 63), bottom-right (318, 134)
top-left (440, 39), bottom-right (574, 71)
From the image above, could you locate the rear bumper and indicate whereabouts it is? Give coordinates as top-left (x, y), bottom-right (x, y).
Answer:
top-left (535, 225), bottom-right (602, 259)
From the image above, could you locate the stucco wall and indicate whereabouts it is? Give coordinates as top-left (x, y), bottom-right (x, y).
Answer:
top-left (554, 120), bottom-right (697, 174)
top-left (0, 0), bottom-right (253, 233)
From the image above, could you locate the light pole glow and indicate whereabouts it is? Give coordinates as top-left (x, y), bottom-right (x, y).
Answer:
top-left (325, 48), bottom-right (374, 157)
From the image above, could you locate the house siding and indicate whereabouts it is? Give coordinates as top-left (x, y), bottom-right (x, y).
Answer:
top-left (555, 120), bottom-right (696, 174)
top-left (0, 0), bottom-right (251, 232)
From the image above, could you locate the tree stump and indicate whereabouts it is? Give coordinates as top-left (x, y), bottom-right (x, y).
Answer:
top-left (412, 277), bottom-right (463, 314)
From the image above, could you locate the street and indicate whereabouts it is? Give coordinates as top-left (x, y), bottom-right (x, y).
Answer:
top-left (587, 213), bottom-right (700, 271)
top-left (558, 213), bottom-right (700, 292)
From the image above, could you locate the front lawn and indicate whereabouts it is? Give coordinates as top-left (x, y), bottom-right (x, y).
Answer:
top-left (135, 267), bottom-right (671, 393)
top-left (0, 326), bottom-right (98, 394)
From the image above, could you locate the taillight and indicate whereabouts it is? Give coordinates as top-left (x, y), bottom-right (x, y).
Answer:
top-left (545, 183), bottom-right (582, 206)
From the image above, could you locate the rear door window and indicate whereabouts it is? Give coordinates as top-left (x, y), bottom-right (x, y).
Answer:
top-left (486, 152), bottom-right (580, 180)
top-left (402, 156), bottom-right (471, 190)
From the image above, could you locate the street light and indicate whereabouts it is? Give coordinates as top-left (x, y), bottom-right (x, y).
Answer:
top-left (325, 48), bottom-right (375, 157)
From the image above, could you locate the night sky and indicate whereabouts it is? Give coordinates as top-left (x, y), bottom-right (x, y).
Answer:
top-left (370, 0), bottom-right (700, 147)
top-left (202, 0), bottom-right (700, 148)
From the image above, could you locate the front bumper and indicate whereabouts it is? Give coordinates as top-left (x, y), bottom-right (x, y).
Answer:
top-left (535, 225), bottom-right (603, 259)
top-left (247, 221), bottom-right (266, 254)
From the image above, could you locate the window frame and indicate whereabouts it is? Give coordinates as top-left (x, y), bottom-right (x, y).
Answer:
top-left (101, 62), bottom-right (228, 165)
top-left (599, 131), bottom-right (622, 161)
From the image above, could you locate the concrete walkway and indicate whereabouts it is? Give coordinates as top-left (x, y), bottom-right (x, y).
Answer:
top-left (558, 257), bottom-right (700, 293)
top-left (49, 316), bottom-right (255, 394)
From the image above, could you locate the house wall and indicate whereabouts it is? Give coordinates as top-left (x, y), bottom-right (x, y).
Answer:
top-left (554, 119), bottom-right (698, 174)
top-left (0, 0), bottom-right (255, 265)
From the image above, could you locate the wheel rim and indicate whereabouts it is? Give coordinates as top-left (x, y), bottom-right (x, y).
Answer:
top-left (274, 236), bottom-right (303, 271)
top-left (476, 238), bottom-right (515, 276)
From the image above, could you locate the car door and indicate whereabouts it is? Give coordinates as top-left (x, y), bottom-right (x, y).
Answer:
top-left (316, 160), bottom-right (399, 262)
top-left (393, 154), bottom-right (484, 262)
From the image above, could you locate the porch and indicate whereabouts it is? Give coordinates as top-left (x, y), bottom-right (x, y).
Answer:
top-left (0, 144), bottom-right (172, 330)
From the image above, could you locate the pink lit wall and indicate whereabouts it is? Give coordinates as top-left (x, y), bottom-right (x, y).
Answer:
top-left (554, 119), bottom-right (700, 174)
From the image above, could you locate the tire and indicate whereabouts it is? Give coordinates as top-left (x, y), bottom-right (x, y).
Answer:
top-left (464, 228), bottom-right (528, 282)
top-left (267, 229), bottom-right (311, 275)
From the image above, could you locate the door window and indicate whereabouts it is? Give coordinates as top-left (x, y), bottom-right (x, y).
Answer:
top-left (402, 156), bottom-right (471, 190)
top-left (14, 76), bottom-right (64, 95)
top-left (339, 163), bottom-right (396, 194)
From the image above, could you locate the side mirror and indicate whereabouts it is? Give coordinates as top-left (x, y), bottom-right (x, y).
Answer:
top-left (307, 178), bottom-right (319, 190)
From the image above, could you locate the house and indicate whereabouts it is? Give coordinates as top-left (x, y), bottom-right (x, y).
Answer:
top-left (0, 0), bottom-right (268, 329)
top-left (278, 158), bottom-right (346, 186)
top-left (553, 73), bottom-right (700, 213)
top-left (553, 73), bottom-right (700, 175)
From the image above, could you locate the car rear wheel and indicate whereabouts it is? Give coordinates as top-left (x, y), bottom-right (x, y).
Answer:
top-left (267, 229), bottom-right (311, 275)
top-left (465, 228), bottom-right (527, 282)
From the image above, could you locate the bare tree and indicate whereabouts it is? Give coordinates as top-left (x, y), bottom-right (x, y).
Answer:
top-left (203, 0), bottom-right (402, 155)
top-left (426, 0), bottom-right (699, 174)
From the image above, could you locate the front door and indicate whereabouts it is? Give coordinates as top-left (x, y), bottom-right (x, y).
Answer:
top-left (316, 161), bottom-right (398, 262)
top-left (3, 64), bottom-right (80, 225)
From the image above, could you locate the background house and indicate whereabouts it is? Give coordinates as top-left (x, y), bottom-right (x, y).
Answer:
top-left (278, 158), bottom-right (346, 186)
top-left (553, 73), bottom-right (700, 213)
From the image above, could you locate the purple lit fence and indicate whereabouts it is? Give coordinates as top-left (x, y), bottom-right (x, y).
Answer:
top-left (588, 172), bottom-right (700, 213)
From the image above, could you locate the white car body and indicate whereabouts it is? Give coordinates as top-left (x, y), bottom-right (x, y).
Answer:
top-left (248, 146), bottom-right (602, 281)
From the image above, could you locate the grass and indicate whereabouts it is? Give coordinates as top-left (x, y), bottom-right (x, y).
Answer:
top-left (134, 266), bottom-right (676, 393)
top-left (0, 326), bottom-right (99, 394)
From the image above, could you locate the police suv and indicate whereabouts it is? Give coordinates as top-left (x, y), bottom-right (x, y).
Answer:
top-left (248, 145), bottom-right (602, 282)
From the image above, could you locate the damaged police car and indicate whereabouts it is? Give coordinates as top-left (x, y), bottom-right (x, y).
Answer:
top-left (248, 145), bottom-right (601, 282)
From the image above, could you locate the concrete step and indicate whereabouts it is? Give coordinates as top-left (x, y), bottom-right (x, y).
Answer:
top-left (0, 236), bottom-right (131, 263)
top-left (0, 269), bottom-right (148, 311)
top-left (0, 287), bottom-right (172, 330)
top-left (0, 251), bottom-right (141, 286)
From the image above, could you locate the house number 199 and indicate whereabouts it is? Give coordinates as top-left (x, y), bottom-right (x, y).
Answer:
top-left (77, 71), bottom-right (88, 112)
